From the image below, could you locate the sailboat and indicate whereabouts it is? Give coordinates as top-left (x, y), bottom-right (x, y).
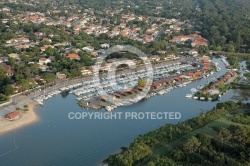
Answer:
top-left (218, 95), bottom-right (222, 101)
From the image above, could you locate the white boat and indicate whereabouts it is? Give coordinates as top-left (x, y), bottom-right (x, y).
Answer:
top-left (218, 95), bottom-right (222, 101)
top-left (105, 106), bottom-right (112, 112)
top-left (190, 88), bottom-right (198, 94)
top-left (37, 100), bottom-right (43, 105)
top-left (197, 85), bottom-right (204, 90)
top-left (193, 96), bottom-right (198, 100)
top-left (158, 90), bottom-right (166, 95)
top-left (185, 94), bottom-right (193, 98)
top-left (200, 97), bottom-right (205, 101)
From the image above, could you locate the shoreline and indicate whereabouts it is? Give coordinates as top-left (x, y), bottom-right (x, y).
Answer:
top-left (0, 102), bottom-right (40, 136)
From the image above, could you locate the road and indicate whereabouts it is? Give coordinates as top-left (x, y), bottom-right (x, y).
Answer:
top-left (154, 27), bottom-right (165, 41)
top-left (211, 51), bottom-right (250, 57)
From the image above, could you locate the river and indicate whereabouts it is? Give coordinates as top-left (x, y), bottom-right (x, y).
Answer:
top-left (0, 58), bottom-right (242, 166)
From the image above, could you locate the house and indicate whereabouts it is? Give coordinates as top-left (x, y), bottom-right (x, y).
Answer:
top-left (144, 35), bottom-right (154, 43)
top-left (56, 72), bottom-right (67, 79)
top-left (114, 93), bottom-right (122, 98)
top-left (91, 51), bottom-right (99, 57)
top-left (194, 71), bottom-right (203, 78)
top-left (39, 64), bottom-right (48, 72)
top-left (82, 46), bottom-right (94, 52)
top-left (34, 32), bottom-right (44, 36)
top-left (67, 53), bottom-right (81, 60)
top-left (166, 54), bottom-right (176, 60)
top-left (170, 25), bottom-right (181, 31)
top-left (8, 53), bottom-right (20, 60)
top-left (48, 56), bottom-right (55, 62)
top-left (0, 57), bottom-right (8, 63)
top-left (189, 50), bottom-right (198, 56)
top-left (149, 55), bottom-right (161, 62)
top-left (39, 58), bottom-right (51, 65)
top-left (3, 65), bottom-right (14, 76)
top-left (5, 111), bottom-right (20, 121)
top-left (170, 34), bottom-right (208, 47)
top-left (81, 67), bottom-right (92, 76)
top-left (101, 43), bottom-right (110, 49)
top-left (43, 38), bottom-right (52, 43)
top-left (6, 39), bottom-right (12, 44)
top-left (18, 37), bottom-right (30, 43)
top-left (191, 39), bottom-right (208, 47)
top-left (15, 44), bottom-right (30, 50)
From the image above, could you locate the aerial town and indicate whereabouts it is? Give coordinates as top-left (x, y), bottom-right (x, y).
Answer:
top-left (0, 0), bottom-right (249, 166)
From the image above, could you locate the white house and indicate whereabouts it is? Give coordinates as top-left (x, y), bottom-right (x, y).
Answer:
top-left (81, 67), bottom-right (92, 76)
top-left (82, 46), bottom-right (94, 52)
top-left (8, 53), bottom-right (20, 60)
top-left (56, 72), bottom-right (67, 79)
top-left (39, 64), bottom-right (48, 72)
top-left (101, 43), bottom-right (110, 49)
top-left (39, 58), bottom-right (51, 65)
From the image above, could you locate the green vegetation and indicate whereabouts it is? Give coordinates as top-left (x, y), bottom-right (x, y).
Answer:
top-left (232, 83), bottom-right (250, 90)
top-left (138, 78), bottom-right (147, 87)
top-left (231, 109), bottom-right (250, 125)
top-left (191, 0), bottom-right (250, 53)
top-left (0, 94), bottom-right (8, 104)
top-left (106, 102), bottom-right (250, 165)
top-left (23, 104), bottom-right (29, 112)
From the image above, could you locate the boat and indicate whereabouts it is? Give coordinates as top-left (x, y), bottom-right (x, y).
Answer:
top-left (197, 85), bottom-right (204, 90)
top-left (200, 97), bottom-right (205, 101)
top-left (190, 88), bottom-right (198, 94)
top-left (193, 96), bottom-right (198, 100)
top-left (105, 106), bottom-right (112, 112)
top-left (185, 94), bottom-right (193, 98)
top-left (218, 95), bottom-right (222, 101)
top-left (158, 90), bottom-right (166, 95)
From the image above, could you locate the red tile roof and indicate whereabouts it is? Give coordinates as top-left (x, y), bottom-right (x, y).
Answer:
top-left (67, 53), bottom-right (80, 60)
top-left (6, 111), bottom-right (20, 119)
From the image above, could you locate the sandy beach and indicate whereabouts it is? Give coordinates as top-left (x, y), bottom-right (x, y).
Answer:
top-left (0, 102), bottom-right (39, 135)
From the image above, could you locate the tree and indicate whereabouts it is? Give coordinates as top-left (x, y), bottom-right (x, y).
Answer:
top-left (138, 78), bottom-right (147, 87)
top-left (93, 40), bottom-right (100, 50)
top-left (8, 57), bottom-right (15, 67)
top-left (43, 73), bottom-right (56, 83)
top-left (227, 43), bottom-right (235, 52)
top-left (30, 63), bottom-right (39, 75)
top-left (20, 79), bottom-right (29, 91)
top-left (4, 85), bottom-right (14, 96)
top-left (45, 47), bottom-right (55, 56)
top-left (23, 104), bottom-right (28, 109)
top-left (218, 128), bottom-right (232, 144)
top-left (183, 136), bottom-right (201, 153)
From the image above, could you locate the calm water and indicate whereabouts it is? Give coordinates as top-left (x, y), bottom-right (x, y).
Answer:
top-left (0, 58), bottom-right (239, 166)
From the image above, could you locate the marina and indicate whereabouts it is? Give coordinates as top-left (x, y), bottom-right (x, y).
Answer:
top-left (32, 56), bottom-right (228, 111)
top-left (0, 57), bottom-right (245, 166)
